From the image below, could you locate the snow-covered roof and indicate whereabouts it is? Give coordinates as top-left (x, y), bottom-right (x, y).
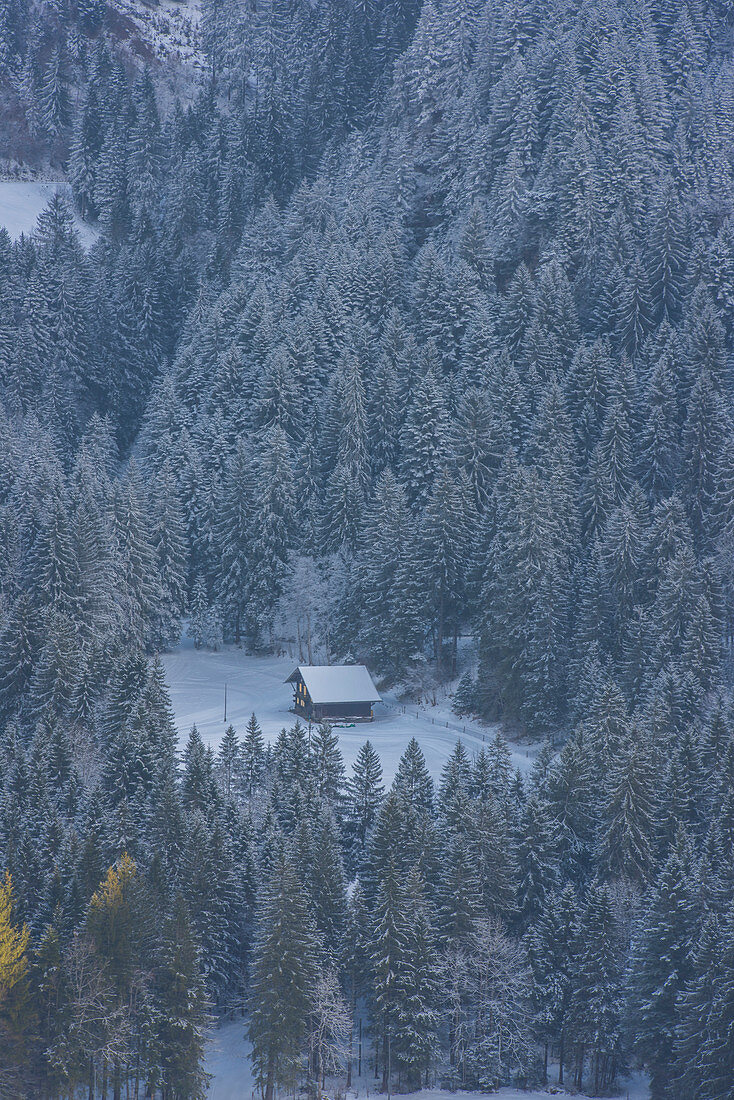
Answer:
top-left (285, 665), bottom-right (381, 704)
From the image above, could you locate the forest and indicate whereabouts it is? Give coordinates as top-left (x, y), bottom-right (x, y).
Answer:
top-left (1, 0), bottom-right (734, 1095)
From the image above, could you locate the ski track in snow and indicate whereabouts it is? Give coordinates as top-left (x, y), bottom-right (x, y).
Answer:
top-left (0, 181), bottom-right (99, 246)
top-left (162, 637), bottom-right (540, 783)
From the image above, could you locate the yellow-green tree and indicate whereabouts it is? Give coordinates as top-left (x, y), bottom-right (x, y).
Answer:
top-left (87, 852), bottom-right (138, 983)
top-left (0, 871), bottom-right (33, 1091)
top-left (0, 871), bottom-right (29, 1001)
top-left (86, 854), bottom-right (141, 1100)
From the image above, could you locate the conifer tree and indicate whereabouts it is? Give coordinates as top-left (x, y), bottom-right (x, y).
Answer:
top-left (419, 468), bottom-right (476, 675)
top-left (242, 713), bottom-right (265, 797)
top-left (526, 884), bottom-right (578, 1085)
top-left (249, 852), bottom-right (320, 1100)
top-left (392, 867), bottom-right (440, 1089)
top-left (151, 463), bottom-right (188, 647)
top-left (394, 738), bottom-right (434, 817)
top-left (217, 724), bottom-right (241, 801)
top-left (39, 47), bottom-right (70, 136)
top-left (517, 792), bottom-right (559, 929)
top-left (215, 439), bottom-right (255, 644)
top-left (400, 357), bottom-right (449, 509)
top-left (674, 909), bottom-right (734, 1100)
top-left (247, 428), bottom-right (295, 646)
top-left (598, 733), bottom-right (660, 886)
top-left (182, 726), bottom-right (220, 815)
top-left (567, 884), bottom-right (623, 1094)
top-left (346, 741), bottom-right (384, 873)
top-left (155, 897), bottom-right (210, 1100)
top-left (632, 834), bottom-right (704, 1099)
top-left (0, 872), bottom-right (33, 1085)
top-left (370, 855), bottom-right (409, 1091)
top-left (190, 575), bottom-right (208, 650)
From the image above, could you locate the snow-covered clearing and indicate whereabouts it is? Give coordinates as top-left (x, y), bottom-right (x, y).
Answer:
top-left (0, 181), bottom-right (99, 246)
top-left (162, 638), bottom-right (539, 782)
top-left (204, 1020), bottom-right (649, 1100)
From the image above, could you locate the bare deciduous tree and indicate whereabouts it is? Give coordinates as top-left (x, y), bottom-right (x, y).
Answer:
top-left (310, 968), bottom-right (351, 1100)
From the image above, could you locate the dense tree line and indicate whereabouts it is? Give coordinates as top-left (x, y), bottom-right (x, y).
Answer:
top-left (136, 0), bottom-right (734, 734)
top-left (2, 689), bottom-right (734, 1096)
top-left (2, 0), bottom-right (734, 734)
top-left (2, 0), bottom-right (734, 1095)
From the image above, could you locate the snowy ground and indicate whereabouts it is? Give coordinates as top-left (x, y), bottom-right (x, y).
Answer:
top-left (205, 1020), bottom-right (255, 1100)
top-left (0, 181), bottom-right (99, 246)
top-left (110, 0), bottom-right (204, 71)
top-left (204, 1020), bottom-right (649, 1100)
top-left (161, 638), bottom-right (540, 782)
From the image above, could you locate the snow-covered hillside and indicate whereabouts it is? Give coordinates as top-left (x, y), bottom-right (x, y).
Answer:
top-left (161, 638), bottom-right (539, 783)
top-left (108, 0), bottom-right (204, 72)
top-left (0, 181), bottom-right (99, 246)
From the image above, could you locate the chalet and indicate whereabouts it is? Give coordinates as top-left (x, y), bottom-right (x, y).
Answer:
top-left (285, 664), bottom-right (381, 722)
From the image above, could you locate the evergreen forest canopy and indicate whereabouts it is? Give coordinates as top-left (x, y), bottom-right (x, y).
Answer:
top-left (2, 0), bottom-right (734, 1095)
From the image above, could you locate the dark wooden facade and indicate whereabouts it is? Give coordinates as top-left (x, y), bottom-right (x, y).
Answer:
top-left (290, 670), bottom-right (376, 722)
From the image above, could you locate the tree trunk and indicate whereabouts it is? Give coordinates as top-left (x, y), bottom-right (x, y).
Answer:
top-left (436, 587), bottom-right (445, 675)
top-left (558, 1031), bottom-right (564, 1086)
top-left (387, 1032), bottom-right (392, 1100)
top-left (575, 1044), bottom-right (583, 1092)
top-left (346, 979), bottom-right (355, 1088)
top-left (264, 1056), bottom-right (275, 1100)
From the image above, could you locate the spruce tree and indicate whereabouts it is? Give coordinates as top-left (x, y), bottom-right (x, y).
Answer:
top-left (155, 898), bottom-right (210, 1100)
top-left (674, 909), bottom-right (734, 1100)
top-left (346, 741), bottom-right (384, 873)
top-left (526, 884), bottom-right (578, 1086)
top-left (242, 713), bottom-right (265, 797)
top-left (632, 834), bottom-right (704, 1099)
top-left (248, 852), bottom-right (320, 1100)
top-left (217, 724), bottom-right (241, 801)
top-left (567, 884), bottom-right (623, 1094)
top-left (598, 732), bottom-right (660, 886)
top-left (214, 439), bottom-right (255, 643)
